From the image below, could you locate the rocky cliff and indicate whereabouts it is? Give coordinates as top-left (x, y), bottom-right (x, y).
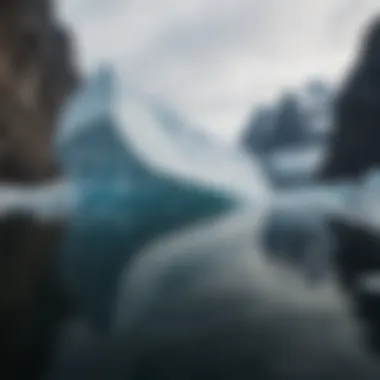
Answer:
top-left (321, 17), bottom-right (380, 179)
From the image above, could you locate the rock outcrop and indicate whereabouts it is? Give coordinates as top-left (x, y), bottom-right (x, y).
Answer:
top-left (321, 17), bottom-right (380, 179)
top-left (0, 1), bottom-right (79, 378)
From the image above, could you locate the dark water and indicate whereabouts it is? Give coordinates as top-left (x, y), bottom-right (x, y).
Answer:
top-left (58, 179), bottom-right (236, 331)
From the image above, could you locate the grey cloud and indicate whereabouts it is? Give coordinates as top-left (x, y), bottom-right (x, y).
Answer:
top-left (58, 0), bottom-right (123, 21)
top-left (325, 0), bottom-right (379, 52)
top-left (58, 0), bottom-right (380, 142)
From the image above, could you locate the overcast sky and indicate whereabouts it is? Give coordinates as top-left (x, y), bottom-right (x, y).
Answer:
top-left (57, 0), bottom-right (380, 143)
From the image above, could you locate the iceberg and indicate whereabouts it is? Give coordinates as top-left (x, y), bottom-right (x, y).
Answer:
top-left (53, 66), bottom-right (271, 330)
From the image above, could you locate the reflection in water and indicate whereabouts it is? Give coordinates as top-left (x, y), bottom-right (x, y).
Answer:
top-left (59, 179), bottom-right (234, 330)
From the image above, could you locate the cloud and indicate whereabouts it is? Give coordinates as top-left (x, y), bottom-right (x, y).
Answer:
top-left (57, 0), bottom-right (380, 143)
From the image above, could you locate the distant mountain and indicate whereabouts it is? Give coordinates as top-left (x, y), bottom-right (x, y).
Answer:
top-left (241, 80), bottom-right (333, 187)
top-left (242, 79), bottom-right (333, 155)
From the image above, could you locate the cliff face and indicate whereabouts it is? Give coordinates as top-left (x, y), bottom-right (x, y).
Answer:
top-left (0, 0), bottom-right (78, 181)
top-left (0, 1), bottom-right (79, 378)
top-left (321, 17), bottom-right (380, 180)
top-left (29, 0), bottom-right (79, 127)
top-left (15, 0), bottom-right (78, 132)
